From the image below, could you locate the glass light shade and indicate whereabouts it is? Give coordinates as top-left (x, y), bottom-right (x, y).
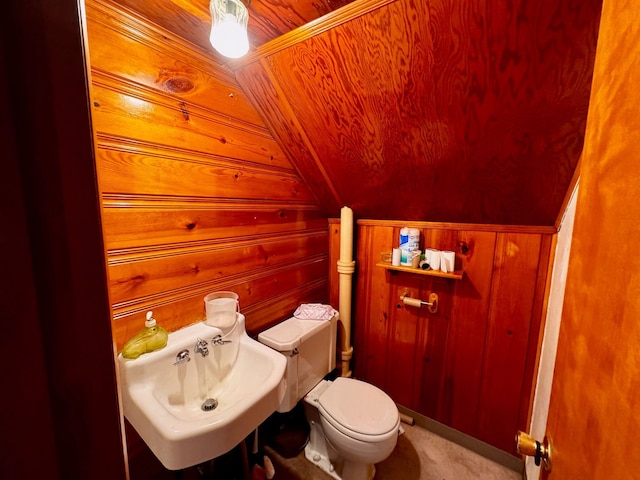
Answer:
top-left (209, 0), bottom-right (249, 58)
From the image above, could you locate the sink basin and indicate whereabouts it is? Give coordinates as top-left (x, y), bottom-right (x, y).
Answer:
top-left (118, 314), bottom-right (286, 470)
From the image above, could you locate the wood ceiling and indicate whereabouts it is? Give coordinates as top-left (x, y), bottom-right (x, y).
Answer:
top-left (109, 0), bottom-right (355, 53)
top-left (105, 0), bottom-right (603, 226)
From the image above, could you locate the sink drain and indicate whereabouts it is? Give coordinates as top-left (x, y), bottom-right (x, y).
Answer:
top-left (201, 398), bottom-right (218, 412)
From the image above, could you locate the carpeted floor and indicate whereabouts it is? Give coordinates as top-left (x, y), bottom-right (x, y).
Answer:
top-left (264, 423), bottom-right (523, 480)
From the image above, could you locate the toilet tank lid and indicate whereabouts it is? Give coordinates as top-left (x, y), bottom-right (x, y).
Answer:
top-left (258, 316), bottom-right (333, 351)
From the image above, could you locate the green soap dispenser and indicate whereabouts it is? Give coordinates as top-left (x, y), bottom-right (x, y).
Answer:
top-left (121, 311), bottom-right (168, 359)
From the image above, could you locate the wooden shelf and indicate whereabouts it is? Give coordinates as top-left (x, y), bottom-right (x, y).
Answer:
top-left (376, 262), bottom-right (464, 280)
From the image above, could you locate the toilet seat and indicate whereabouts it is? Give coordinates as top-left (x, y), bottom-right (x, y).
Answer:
top-left (317, 377), bottom-right (400, 443)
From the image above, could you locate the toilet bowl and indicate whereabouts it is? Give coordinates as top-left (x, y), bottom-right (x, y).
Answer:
top-left (304, 378), bottom-right (400, 480)
top-left (258, 313), bottom-right (400, 480)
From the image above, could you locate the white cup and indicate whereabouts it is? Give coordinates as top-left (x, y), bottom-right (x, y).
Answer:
top-left (440, 250), bottom-right (455, 273)
top-left (204, 291), bottom-right (239, 328)
top-left (411, 250), bottom-right (422, 268)
top-left (426, 248), bottom-right (440, 270)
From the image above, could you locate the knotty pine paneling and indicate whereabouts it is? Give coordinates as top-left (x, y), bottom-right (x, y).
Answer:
top-left (101, 203), bottom-right (326, 251)
top-left (236, 0), bottom-right (601, 225)
top-left (108, 231), bottom-right (328, 305)
top-left (235, 62), bottom-right (342, 214)
top-left (87, 0), bottom-right (264, 127)
top-left (442, 230), bottom-right (497, 437)
top-left (348, 220), bottom-right (553, 454)
top-left (517, 233), bottom-right (553, 432)
top-left (86, 0), bottom-right (328, 352)
top-left (112, 257), bottom-right (329, 350)
top-left (107, 0), bottom-right (355, 53)
top-left (94, 134), bottom-right (311, 202)
top-left (476, 232), bottom-right (545, 451)
top-left (91, 77), bottom-right (291, 170)
top-left (353, 224), bottom-right (395, 388)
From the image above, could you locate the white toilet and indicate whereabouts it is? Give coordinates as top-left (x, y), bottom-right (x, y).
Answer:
top-left (258, 314), bottom-right (400, 480)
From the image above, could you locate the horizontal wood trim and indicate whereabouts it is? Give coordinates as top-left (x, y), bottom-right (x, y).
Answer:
top-left (242, 277), bottom-right (329, 334)
top-left (108, 227), bottom-right (327, 263)
top-left (108, 232), bottom-right (328, 304)
top-left (111, 258), bottom-right (329, 348)
top-left (101, 196), bottom-right (320, 209)
top-left (96, 133), bottom-right (295, 175)
top-left (102, 205), bottom-right (326, 251)
top-left (90, 82), bottom-right (293, 170)
top-left (334, 218), bottom-right (558, 235)
top-left (88, 0), bottom-right (230, 83)
top-left (112, 255), bottom-right (328, 315)
top-left (112, 259), bottom-right (329, 323)
top-left (91, 70), bottom-right (272, 140)
top-left (95, 148), bottom-right (312, 203)
top-left (229, 0), bottom-right (397, 68)
top-left (87, 3), bottom-right (265, 127)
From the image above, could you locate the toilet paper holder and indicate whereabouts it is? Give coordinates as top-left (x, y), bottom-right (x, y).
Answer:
top-left (400, 290), bottom-right (438, 314)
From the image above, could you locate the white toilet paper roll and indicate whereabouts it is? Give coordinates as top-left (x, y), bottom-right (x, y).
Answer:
top-left (427, 248), bottom-right (440, 270)
top-left (440, 250), bottom-right (455, 273)
top-left (402, 297), bottom-right (423, 308)
top-left (392, 248), bottom-right (401, 266)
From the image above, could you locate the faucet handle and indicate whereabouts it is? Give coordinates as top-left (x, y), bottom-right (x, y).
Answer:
top-left (195, 338), bottom-right (209, 357)
top-left (212, 335), bottom-right (232, 346)
top-left (174, 349), bottom-right (191, 366)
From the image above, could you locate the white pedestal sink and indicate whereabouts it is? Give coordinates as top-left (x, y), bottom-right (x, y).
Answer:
top-left (118, 314), bottom-right (286, 470)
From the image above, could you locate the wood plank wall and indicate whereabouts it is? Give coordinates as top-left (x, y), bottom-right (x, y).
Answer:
top-left (234, 0), bottom-right (601, 226)
top-left (85, 0), bottom-right (557, 463)
top-left (85, 0), bottom-right (329, 350)
top-left (343, 219), bottom-right (555, 453)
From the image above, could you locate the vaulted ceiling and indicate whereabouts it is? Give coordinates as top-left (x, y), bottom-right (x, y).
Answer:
top-left (106, 0), bottom-right (603, 226)
top-left (108, 0), bottom-right (355, 52)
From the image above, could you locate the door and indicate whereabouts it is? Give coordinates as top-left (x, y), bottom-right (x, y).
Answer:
top-left (3, 0), bottom-right (128, 478)
top-left (527, 0), bottom-right (640, 478)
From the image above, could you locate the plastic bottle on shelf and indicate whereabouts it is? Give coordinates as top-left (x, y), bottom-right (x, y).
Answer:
top-left (399, 227), bottom-right (420, 266)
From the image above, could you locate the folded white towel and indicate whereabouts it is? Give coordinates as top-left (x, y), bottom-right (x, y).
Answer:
top-left (293, 303), bottom-right (338, 320)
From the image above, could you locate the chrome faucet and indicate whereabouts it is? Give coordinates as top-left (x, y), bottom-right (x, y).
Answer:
top-left (195, 338), bottom-right (209, 357)
top-left (174, 349), bottom-right (191, 366)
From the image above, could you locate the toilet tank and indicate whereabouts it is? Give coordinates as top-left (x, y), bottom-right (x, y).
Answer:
top-left (258, 314), bottom-right (337, 412)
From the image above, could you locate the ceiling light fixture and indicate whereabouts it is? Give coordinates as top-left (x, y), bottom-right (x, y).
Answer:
top-left (209, 0), bottom-right (249, 58)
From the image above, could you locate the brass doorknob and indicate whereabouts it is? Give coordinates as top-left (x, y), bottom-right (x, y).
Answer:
top-left (515, 431), bottom-right (552, 472)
